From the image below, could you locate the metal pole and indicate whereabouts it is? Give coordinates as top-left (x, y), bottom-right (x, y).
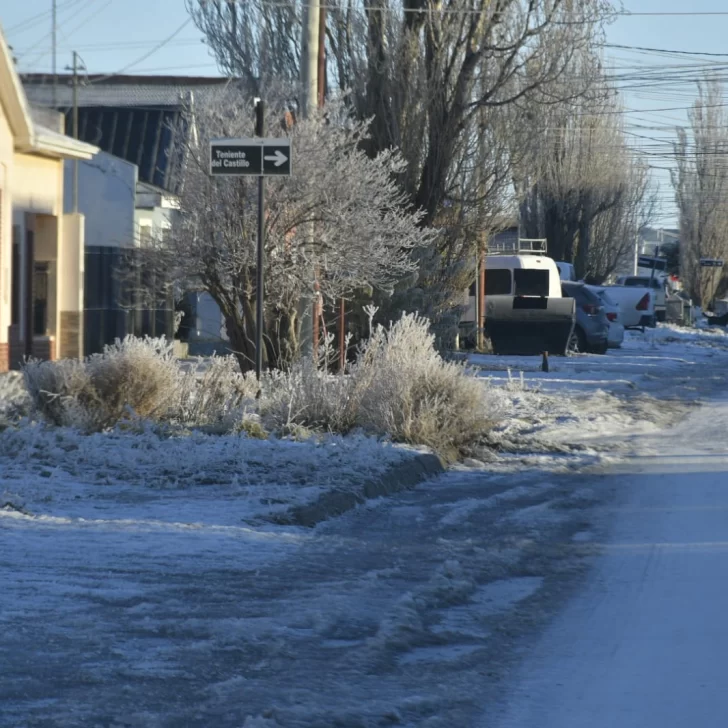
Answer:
top-left (338, 298), bottom-right (345, 372)
top-left (72, 51), bottom-right (79, 213)
top-left (52, 0), bottom-right (57, 108)
top-left (299, 0), bottom-right (320, 359)
top-left (474, 249), bottom-right (479, 349)
top-left (478, 243), bottom-right (486, 349)
top-left (255, 99), bottom-right (265, 381)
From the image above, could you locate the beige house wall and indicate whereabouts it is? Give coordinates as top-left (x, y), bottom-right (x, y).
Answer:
top-left (0, 95), bottom-right (13, 368)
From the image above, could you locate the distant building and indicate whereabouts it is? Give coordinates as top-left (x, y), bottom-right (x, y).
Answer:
top-left (0, 27), bottom-right (97, 371)
top-left (22, 74), bottom-right (241, 353)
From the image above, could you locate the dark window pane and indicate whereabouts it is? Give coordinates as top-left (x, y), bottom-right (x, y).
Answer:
top-left (514, 268), bottom-right (549, 296)
top-left (484, 269), bottom-right (512, 295)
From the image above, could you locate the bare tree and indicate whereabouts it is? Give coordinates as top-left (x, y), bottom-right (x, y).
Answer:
top-left (672, 79), bottom-right (728, 308)
top-left (149, 91), bottom-right (433, 372)
top-left (588, 161), bottom-right (656, 283)
top-left (186, 0), bottom-right (613, 333)
top-left (515, 64), bottom-right (652, 282)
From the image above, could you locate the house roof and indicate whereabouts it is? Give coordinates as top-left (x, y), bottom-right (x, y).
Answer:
top-left (0, 23), bottom-right (33, 147)
top-left (0, 25), bottom-right (97, 160)
top-left (22, 73), bottom-right (240, 108)
top-left (33, 123), bottom-right (98, 160)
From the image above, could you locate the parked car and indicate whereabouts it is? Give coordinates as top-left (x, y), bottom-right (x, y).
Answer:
top-left (556, 261), bottom-right (577, 282)
top-left (601, 283), bottom-right (655, 329)
top-left (588, 286), bottom-right (625, 348)
top-left (615, 275), bottom-right (667, 321)
top-left (561, 282), bottom-right (610, 354)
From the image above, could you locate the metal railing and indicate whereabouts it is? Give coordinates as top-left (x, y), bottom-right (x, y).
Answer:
top-left (488, 238), bottom-right (548, 255)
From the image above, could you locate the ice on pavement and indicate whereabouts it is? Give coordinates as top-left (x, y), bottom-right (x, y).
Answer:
top-left (2, 325), bottom-right (728, 726)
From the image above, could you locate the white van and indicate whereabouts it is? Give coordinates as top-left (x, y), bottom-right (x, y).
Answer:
top-left (462, 240), bottom-right (562, 321)
top-left (460, 239), bottom-right (575, 355)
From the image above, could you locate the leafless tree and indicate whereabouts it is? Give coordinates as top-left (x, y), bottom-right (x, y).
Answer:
top-left (187, 0), bottom-right (614, 330)
top-left (672, 79), bottom-right (728, 308)
top-left (145, 91), bottom-right (433, 373)
top-left (515, 62), bottom-right (653, 282)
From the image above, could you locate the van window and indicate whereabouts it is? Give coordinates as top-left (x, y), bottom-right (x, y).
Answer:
top-left (514, 268), bottom-right (549, 296)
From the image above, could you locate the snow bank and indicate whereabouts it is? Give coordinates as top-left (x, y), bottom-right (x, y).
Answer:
top-left (0, 425), bottom-right (421, 524)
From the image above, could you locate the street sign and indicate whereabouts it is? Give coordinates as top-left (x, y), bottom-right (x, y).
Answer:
top-left (700, 258), bottom-right (724, 268)
top-left (209, 138), bottom-right (291, 176)
top-left (638, 255), bottom-right (667, 271)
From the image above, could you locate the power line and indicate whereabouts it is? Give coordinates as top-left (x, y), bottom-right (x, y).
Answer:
top-left (87, 17), bottom-right (193, 85)
top-left (5, 0), bottom-right (85, 35)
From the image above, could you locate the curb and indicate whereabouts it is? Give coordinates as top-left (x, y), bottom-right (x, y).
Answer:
top-left (281, 452), bottom-right (445, 528)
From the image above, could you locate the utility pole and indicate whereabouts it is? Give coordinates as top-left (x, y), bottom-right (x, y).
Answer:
top-left (255, 98), bottom-right (265, 381)
top-left (299, 0), bottom-right (320, 360)
top-left (52, 0), bottom-right (57, 108)
top-left (67, 51), bottom-right (84, 212)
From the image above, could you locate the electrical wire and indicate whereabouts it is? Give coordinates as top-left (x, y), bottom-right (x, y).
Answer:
top-left (86, 17), bottom-right (194, 84)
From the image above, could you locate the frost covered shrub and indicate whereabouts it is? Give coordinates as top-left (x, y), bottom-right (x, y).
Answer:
top-left (260, 360), bottom-right (359, 435)
top-left (24, 336), bottom-right (180, 431)
top-left (260, 313), bottom-right (501, 461)
top-left (353, 314), bottom-right (502, 461)
top-left (0, 372), bottom-right (30, 425)
top-left (177, 355), bottom-right (258, 427)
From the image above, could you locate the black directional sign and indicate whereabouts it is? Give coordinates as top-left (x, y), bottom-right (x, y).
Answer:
top-left (638, 255), bottom-right (667, 271)
top-left (209, 138), bottom-right (291, 177)
top-left (700, 258), bottom-right (725, 268)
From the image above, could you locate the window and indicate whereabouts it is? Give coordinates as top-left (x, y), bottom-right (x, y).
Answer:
top-left (484, 269), bottom-right (512, 295)
top-left (514, 268), bottom-right (549, 296)
top-left (139, 222), bottom-right (153, 248)
top-left (33, 264), bottom-right (49, 335)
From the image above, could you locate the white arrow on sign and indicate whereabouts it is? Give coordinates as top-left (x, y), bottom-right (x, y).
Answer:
top-left (264, 150), bottom-right (288, 167)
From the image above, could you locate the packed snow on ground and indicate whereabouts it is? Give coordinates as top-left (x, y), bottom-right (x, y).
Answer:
top-left (466, 325), bottom-right (728, 465)
top-left (2, 328), bottom-right (725, 726)
top-left (0, 423), bottom-right (425, 526)
top-left (485, 374), bottom-right (728, 728)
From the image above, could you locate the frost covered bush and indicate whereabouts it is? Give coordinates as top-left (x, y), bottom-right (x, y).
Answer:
top-left (260, 360), bottom-right (359, 435)
top-left (261, 313), bottom-right (502, 461)
top-left (0, 372), bottom-right (30, 425)
top-left (24, 336), bottom-right (180, 431)
top-left (19, 317), bottom-right (501, 460)
top-left (177, 355), bottom-right (258, 428)
top-left (353, 314), bottom-right (502, 461)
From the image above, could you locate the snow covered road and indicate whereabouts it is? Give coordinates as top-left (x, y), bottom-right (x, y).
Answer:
top-left (487, 395), bottom-right (728, 728)
top-left (3, 328), bottom-right (728, 727)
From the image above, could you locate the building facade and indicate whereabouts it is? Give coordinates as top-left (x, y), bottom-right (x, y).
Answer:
top-left (0, 25), bottom-right (96, 371)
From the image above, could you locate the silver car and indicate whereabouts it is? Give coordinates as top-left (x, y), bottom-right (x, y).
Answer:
top-left (589, 286), bottom-right (625, 349)
top-left (561, 282), bottom-right (610, 354)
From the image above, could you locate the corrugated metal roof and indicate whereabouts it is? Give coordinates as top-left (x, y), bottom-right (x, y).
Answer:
top-left (22, 74), bottom-right (240, 109)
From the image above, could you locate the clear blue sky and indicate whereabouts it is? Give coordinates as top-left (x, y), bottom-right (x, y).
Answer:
top-left (5, 0), bottom-right (728, 226)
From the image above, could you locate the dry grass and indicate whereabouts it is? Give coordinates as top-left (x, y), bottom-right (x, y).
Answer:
top-left (24, 337), bottom-right (180, 431)
top-left (21, 316), bottom-right (503, 460)
top-left (260, 314), bottom-right (503, 461)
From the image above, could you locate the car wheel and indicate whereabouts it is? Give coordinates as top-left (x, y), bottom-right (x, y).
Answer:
top-left (567, 327), bottom-right (586, 355)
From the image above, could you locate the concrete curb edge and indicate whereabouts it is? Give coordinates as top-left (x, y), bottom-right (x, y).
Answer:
top-left (282, 452), bottom-right (445, 528)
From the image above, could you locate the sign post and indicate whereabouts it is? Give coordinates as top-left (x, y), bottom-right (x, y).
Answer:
top-left (255, 100), bottom-right (265, 384)
top-left (209, 121), bottom-right (292, 380)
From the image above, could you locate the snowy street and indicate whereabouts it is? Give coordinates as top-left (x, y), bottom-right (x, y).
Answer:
top-left (487, 394), bottom-right (728, 728)
top-left (2, 328), bottom-right (728, 727)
